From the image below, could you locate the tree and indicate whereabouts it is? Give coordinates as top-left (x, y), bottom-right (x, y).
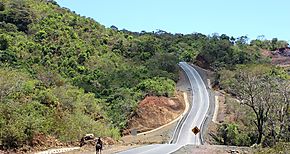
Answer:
top-left (0, 34), bottom-right (9, 50)
top-left (0, 2), bottom-right (5, 11)
top-left (220, 34), bottom-right (230, 41)
top-left (236, 36), bottom-right (249, 46)
top-left (0, 68), bottom-right (27, 101)
top-left (220, 65), bottom-right (290, 146)
top-left (136, 77), bottom-right (175, 97)
top-left (232, 65), bottom-right (276, 144)
top-left (1, 1), bottom-right (34, 32)
top-left (274, 79), bottom-right (290, 142)
top-left (110, 25), bottom-right (118, 31)
top-left (218, 123), bottom-right (239, 145)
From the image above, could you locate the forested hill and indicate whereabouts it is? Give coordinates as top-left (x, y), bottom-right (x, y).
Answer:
top-left (0, 0), bottom-right (288, 150)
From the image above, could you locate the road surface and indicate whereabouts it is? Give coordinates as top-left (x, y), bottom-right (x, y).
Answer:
top-left (118, 62), bottom-right (210, 154)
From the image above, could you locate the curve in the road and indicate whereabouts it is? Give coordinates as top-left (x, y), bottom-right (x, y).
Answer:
top-left (173, 62), bottom-right (210, 145)
top-left (118, 62), bottom-right (210, 154)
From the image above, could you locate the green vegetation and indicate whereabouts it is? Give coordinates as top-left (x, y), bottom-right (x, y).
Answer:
top-left (137, 77), bottom-right (175, 97)
top-left (0, 0), bottom-right (288, 150)
top-left (217, 123), bottom-right (251, 146)
top-left (217, 65), bottom-right (289, 147)
top-left (0, 0), bottom-right (178, 149)
top-left (254, 142), bottom-right (290, 154)
top-left (250, 36), bottom-right (289, 51)
top-left (0, 68), bottom-right (117, 149)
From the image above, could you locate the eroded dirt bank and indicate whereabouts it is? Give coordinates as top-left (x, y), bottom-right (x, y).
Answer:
top-left (125, 94), bottom-right (185, 134)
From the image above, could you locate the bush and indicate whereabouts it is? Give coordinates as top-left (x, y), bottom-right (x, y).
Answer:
top-left (254, 142), bottom-right (290, 154)
top-left (217, 123), bottom-right (251, 146)
top-left (136, 77), bottom-right (175, 97)
top-left (0, 34), bottom-right (9, 50)
top-left (0, 2), bottom-right (5, 11)
top-left (0, 101), bottom-right (53, 149)
top-left (1, 1), bottom-right (34, 32)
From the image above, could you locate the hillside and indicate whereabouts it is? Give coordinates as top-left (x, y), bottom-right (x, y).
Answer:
top-left (0, 0), bottom-right (179, 151)
top-left (0, 0), bottom-right (289, 152)
top-left (261, 47), bottom-right (290, 67)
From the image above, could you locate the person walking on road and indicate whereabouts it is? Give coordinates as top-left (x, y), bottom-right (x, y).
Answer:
top-left (95, 137), bottom-right (103, 154)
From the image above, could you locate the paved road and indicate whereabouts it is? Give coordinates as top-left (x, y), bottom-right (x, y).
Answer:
top-left (118, 62), bottom-right (210, 154)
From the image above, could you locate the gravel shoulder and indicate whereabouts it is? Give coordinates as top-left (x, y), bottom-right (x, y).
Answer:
top-left (172, 145), bottom-right (252, 154)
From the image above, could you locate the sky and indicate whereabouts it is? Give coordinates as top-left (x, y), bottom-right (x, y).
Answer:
top-left (55, 0), bottom-right (290, 42)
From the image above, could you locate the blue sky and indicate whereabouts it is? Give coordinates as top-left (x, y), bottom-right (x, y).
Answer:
top-left (55, 0), bottom-right (290, 42)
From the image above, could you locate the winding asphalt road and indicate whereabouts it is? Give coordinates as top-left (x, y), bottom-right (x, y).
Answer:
top-left (118, 62), bottom-right (210, 154)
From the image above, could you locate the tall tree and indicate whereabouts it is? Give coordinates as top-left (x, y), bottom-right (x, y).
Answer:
top-left (232, 66), bottom-right (276, 144)
top-left (275, 80), bottom-right (290, 141)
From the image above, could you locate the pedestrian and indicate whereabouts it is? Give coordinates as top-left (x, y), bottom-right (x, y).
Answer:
top-left (95, 137), bottom-right (103, 154)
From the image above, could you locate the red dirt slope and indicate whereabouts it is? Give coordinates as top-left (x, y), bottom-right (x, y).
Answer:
top-left (125, 95), bottom-right (185, 134)
top-left (262, 47), bottom-right (290, 67)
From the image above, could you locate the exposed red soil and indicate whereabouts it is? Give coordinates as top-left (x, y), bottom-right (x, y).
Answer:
top-left (261, 47), bottom-right (290, 67)
top-left (0, 133), bottom-right (64, 154)
top-left (124, 94), bottom-right (185, 135)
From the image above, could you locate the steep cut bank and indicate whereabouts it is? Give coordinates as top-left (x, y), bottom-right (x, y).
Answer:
top-left (125, 94), bottom-right (185, 134)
